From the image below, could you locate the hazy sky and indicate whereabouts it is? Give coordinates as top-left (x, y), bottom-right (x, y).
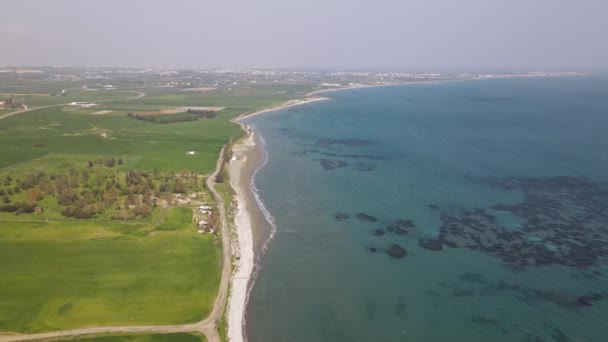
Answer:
top-left (1, 0), bottom-right (607, 70)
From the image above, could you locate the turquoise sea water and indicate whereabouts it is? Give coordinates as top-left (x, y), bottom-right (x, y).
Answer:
top-left (242, 77), bottom-right (608, 342)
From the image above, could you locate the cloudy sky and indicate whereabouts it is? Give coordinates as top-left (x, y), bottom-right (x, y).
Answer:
top-left (1, 0), bottom-right (606, 70)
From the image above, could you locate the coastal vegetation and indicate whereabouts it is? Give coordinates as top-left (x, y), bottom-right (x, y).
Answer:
top-left (128, 109), bottom-right (217, 124)
top-left (0, 158), bottom-right (207, 221)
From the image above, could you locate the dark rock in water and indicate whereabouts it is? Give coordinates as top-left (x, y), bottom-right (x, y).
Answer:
top-left (371, 229), bottom-right (385, 237)
top-left (356, 212), bottom-right (378, 222)
top-left (458, 272), bottom-right (486, 284)
top-left (576, 293), bottom-right (603, 306)
top-left (471, 315), bottom-right (498, 325)
top-left (368, 246), bottom-right (378, 253)
top-left (334, 213), bottom-right (349, 221)
top-left (320, 152), bottom-right (386, 160)
top-left (319, 159), bottom-right (349, 170)
top-left (479, 280), bottom-right (604, 310)
top-left (418, 239), bottom-right (443, 251)
top-left (387, 244), bottom-right (408, 259)
top-left (292, 149), bottom-right (319, 156)
top-left (428, 204), bottom-right (440, 210)
top-left (386, 219), bottom-right (415, 234)
top-left (316, 138), bottom-right (376, 148)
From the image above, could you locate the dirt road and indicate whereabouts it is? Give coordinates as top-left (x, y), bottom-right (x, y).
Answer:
top-left (0, 90), bottom-right (146, 120)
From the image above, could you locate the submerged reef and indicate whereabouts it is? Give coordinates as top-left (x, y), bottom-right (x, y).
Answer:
top-left (292, 137), bottom-right (384, 172)
top-left (292, 149), bottom-right (319, 156)
top-left (479, 281), bottom-right (604, 309)
top-left (385, 219), bottom-right (416, 235)
top-left (356, 212), bottom-right (378, 222)
top-left (334, 213), bottom-right (349, 221)
top-left (316, 138), bottom-right (377, 148)
top-left (320, 152), bottom-right (386, 160)
top-left (418, 176), bottom-right (608, 268)
top-left (319, 159), bottom-right (349, 170)
top-left (387, 244), bottom-right (408, 259)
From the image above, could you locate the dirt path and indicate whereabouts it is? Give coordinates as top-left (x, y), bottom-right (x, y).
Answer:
top-left (0, 146), bottom-right (232, 342)
top-left (0, 104), bottom-right (60, 120)
top-left (0, 90), bottom-right (146, 120)
top-left (129, 91), bottom-right (146, 99)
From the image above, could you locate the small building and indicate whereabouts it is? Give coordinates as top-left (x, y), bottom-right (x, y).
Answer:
top-left (69, 102), bottom-right (96, 108)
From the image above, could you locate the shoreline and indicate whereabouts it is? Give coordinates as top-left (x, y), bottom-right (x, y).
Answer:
top-left (222, 75), bottom-right (556, 341)
top-left (226, 127), bottom-right (258, 342)
top-left (235, 97), bottom-right (329, 121)
top-left (226, 94), bottom-right (340, 342)
top-left (223, 84), bottom-right (406, 342)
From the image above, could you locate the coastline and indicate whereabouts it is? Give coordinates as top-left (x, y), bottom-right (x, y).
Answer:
top-left (226, 94), bottom-right (341, 342)
top-left (235, 97), bottom-right (329, 121)
top-left (224, 85), bottom-right (404, 342)
top-left (226, 126), bottom-right (258, 342)
top-left (222, 79), bottom-right (488, 341)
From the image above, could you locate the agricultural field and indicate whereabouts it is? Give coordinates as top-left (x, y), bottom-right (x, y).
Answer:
top-left (53, 332), bottom-right (206, 341)
top-left (0, 79), bottom-right (309, 335)
top-left (0, 207), bottom-right (222, 333)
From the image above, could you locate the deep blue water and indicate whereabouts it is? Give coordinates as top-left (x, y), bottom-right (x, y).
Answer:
top-left (242, 77), bottom-right (608, 342)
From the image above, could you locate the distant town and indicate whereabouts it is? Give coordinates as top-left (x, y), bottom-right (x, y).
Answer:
top-left (0, 66), bottom-right (583, 96)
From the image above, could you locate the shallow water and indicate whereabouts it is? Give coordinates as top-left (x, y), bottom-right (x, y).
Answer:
top-left (243, 77), bottom-right (608, 342)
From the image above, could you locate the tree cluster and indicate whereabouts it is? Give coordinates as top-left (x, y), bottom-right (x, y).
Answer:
top-left (0, 159), bottom-right (204, 220)
top-left (127, 110), bottom-right (216, 124)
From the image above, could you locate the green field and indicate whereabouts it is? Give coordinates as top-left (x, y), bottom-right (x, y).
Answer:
top-left (53, 332), bottom-right (205, 341)
top-left (0, 83), bottom-right (310, 173)
top-left (0, 207), bottom-right (221, 333)
top-left (0, 82), bottom-right (307, 335)
top-left (0, 105), bottom-right (239, 173)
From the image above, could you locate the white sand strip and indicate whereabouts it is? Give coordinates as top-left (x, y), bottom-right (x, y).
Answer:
top-left (227, 132), bottom-right (256, 342)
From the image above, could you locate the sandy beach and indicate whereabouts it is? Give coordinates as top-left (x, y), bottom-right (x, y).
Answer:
top-left (227, 123), bottom-right (276, 342)
top-left (226, 128), bottom-right (257, 342)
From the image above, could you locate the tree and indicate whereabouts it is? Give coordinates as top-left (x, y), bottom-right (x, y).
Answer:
top-left (104, 158), bottom-right (116, 167)
top-left (25, 188), bottom-right (43, 206)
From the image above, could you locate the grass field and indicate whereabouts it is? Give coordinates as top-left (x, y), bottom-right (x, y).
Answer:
top-left (0, 106), bottom-right (239, 173)
top-left (0, 82), bottom-right (307, 335)
top-left (0, 207), bottom-right (222, 333)
top-left (53, 332), bottom-right (205, 341)
top-left (0, 83), bottom-right (308, 173)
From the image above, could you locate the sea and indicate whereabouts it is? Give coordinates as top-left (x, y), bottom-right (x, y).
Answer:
top-left (241, 76), bottom-right (608, 342)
